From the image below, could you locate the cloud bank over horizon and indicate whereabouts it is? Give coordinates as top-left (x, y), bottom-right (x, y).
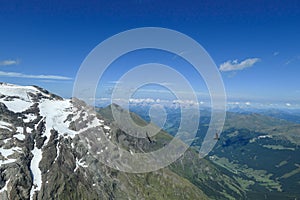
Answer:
top-left (0, 71), bottom-right (72, 80)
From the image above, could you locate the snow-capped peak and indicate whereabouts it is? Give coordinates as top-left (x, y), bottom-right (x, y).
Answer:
top-left (0, 83), bottom-right (111, 199)
top-left (0, 82), bottom-right (54, 113)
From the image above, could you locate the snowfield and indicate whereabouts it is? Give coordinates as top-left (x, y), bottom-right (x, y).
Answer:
top-left (1, 98), bottom-right (32, 113)
top-left (0, 83), bottom-right (42, 113)
top-left (0, 146), bottom-right (22, 166)
top-left (0, 83), bottom-right (110, 199)
top-left (39, 99), bottom-right (77, 145)
top-left (0, 120), bottom-right (12, 131)
top-left (30, 146), bottom-right (43, 199)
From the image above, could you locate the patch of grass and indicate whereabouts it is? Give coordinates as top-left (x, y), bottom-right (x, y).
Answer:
top-left (281, 164), bottom-right (300, 179)
top-left (117, 169), bottom-right (208, 200)
top-left (276, 160), bottom-right (288, 168)
top-left (209, 156), bottom-right (282, 192)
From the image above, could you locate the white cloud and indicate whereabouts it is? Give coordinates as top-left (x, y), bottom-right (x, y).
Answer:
top-left (129, 98), bottom-right (155, 103)
top-left (273, 52), bottom-right (279, 56)
top-left (172, 99), bottom-right (199, 106)
top-left (0, 71), bottom-right (71, 80)
top-left (0, 59), bottom-right (19, 66)
top-left (108, 81), bottom-right (122, 84)
top-left (219, 58), bottom-right (260, 72)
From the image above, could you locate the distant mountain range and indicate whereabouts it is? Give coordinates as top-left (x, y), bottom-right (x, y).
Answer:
top-left (130, 105), bottom-right (300, 199)
top-left (248, 109), bottom-right (300, 124)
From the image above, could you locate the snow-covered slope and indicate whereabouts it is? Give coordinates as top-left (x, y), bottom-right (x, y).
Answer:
top-left (0, 83), bottom-right (50, 113)
top-left (0, 82), bottom-right (112, 200)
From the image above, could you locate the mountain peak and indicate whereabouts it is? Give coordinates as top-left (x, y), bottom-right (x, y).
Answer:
top-left (0, 83), bottom-right (106, 199)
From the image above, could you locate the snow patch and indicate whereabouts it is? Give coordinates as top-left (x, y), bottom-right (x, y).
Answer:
top-left (24, 113), bottom-right (36, 123)
top-left (27, 127), bottom-right (33, 133)
top-left (129, 150), bottom-right (134, 155)
top-left (30, 146), bottom-right (43, 200)
top-left (0, 146), bottom-right (21, 158)
top-left (74, 158), bottom-right (88, 172)
top-left (0, 84), bottom-right (39, 112)
top-left (82, 112), bottom-right (88, 121)
top-left (0, 121), bottom-right (12, 131)
top-left (0, 158), bottom-right (17, 165)
top-left (54, 142), bottom-right (60, 162)
top-left (13, 133), bottom-right (25, 140)
top-left (0, 98), bottom-right (32, 113)
top-left (72, 110), bottom-right (82, 121)
top-left (39, 99), bottom-right (77, 145)
top-left (0, 147), bottom-right (21, 166)
top-left (258, 135), bottom-right (272, 139)
top-left (3, 138), bottom-right (11, 144)
top-left (0, 178), bottom-right (10, 193)
top-left (0, 84), bottom-right (39, 100)
top-left (78, 117), bottom-right (102, 133)
top-left (16, 127), bottom-right (23, 133)
top-left (85, 138), bottom-right (92, 150)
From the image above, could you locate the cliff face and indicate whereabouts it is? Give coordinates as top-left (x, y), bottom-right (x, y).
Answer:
top-left (0, 83), bottom-right (210, 200)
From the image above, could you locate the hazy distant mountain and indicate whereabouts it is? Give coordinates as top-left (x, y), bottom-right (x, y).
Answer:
top-left (130, 105), bottom-right (300, 199)
top-left (253, 109), bottom-right (300, 124)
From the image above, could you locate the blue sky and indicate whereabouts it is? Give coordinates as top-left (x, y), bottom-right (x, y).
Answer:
top-left (0, 1), bottom-right (299, 107)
